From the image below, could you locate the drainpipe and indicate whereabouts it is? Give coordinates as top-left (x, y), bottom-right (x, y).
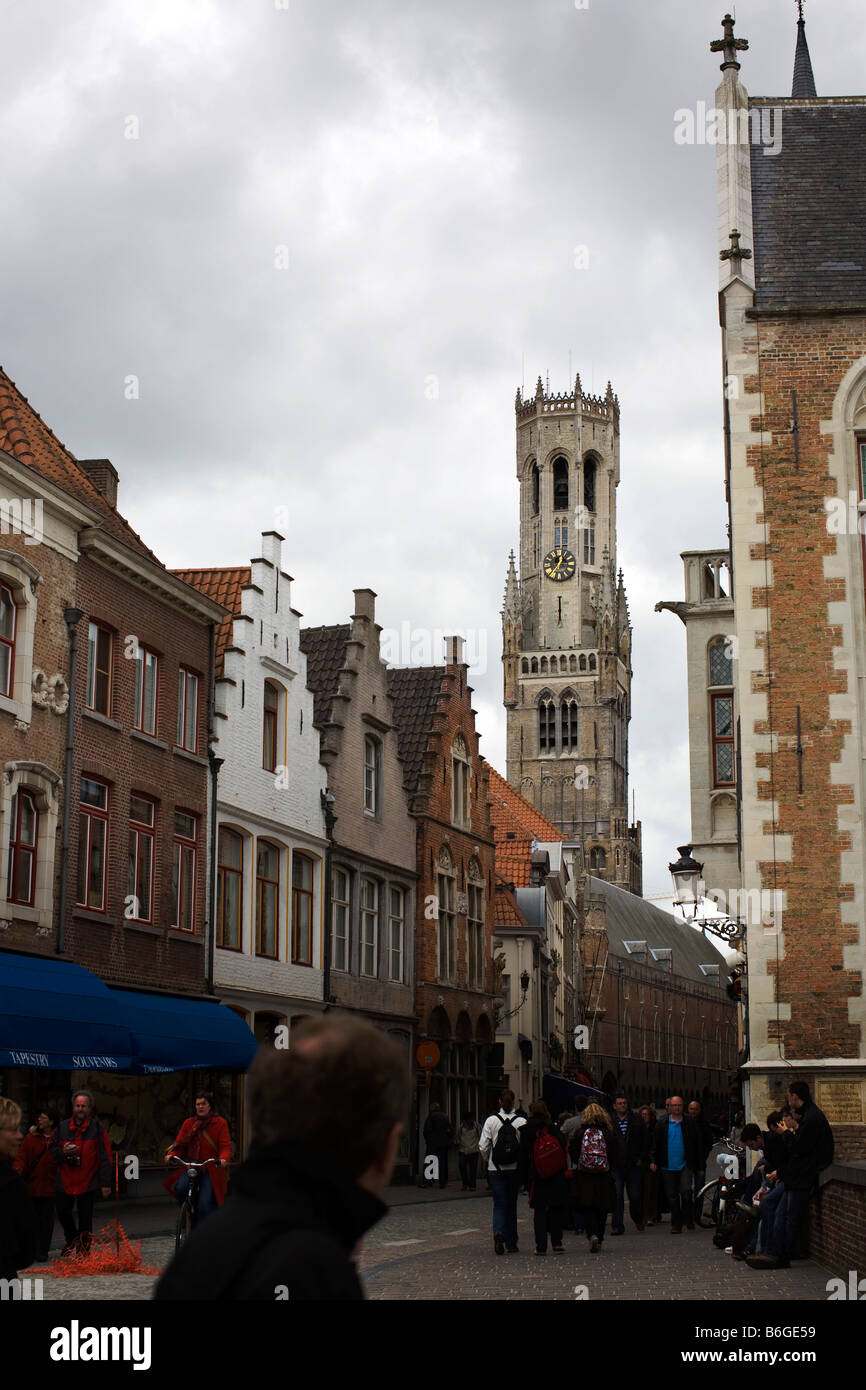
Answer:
top-left (321, 790), bottom-right (336, 1009)
top-left (57, 607), bottom-right (85, 955)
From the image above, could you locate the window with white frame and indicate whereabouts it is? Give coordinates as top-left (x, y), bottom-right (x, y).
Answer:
top-left (364, 735), bottom-right (380, 815)
top-left (256, 840), bottom-right (280, 958)
top-left (0, 584), bottom-right (17, 699)
top-left (332, 867), bottom-right (349, 973)
top-left (134, 646), bottom-right (159, 735)
top-left (388, 884), bottom-right (404, 983)
top-left (177, 668), bottom-right (199, 752)
top-left (360, 877), bottom-right (378, 977)
top-left (1, 766), bottom-right (60, 926)
top-left (85, 623), bottom-right (113, 716)
top-left (292, 852), bottom-right (314, 965)
top-left (7, 789), bottom-right (37, 906)
top-left (437, 870), bottom-right (456, 981)
top-left (217, 827), bottom-right (244, 949)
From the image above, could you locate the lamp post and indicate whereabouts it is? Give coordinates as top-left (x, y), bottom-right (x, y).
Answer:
top-left (668, 845), bottom-right (744, 946)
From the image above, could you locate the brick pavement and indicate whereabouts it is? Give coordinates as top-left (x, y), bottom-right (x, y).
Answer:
top-left (21, 1191), bottom-right (835, 1302)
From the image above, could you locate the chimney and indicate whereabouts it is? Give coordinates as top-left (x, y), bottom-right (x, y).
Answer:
top-left (79, 459), bottom-right (119, 508)
top-left (444, 634), bottom-right (466, 665)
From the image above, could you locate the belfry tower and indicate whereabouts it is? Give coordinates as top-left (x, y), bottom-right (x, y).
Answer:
top-left (501, 375), bottom-right (642, 894)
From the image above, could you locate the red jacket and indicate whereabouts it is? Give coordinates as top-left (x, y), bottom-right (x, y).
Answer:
top-left (13, 1131), bottom-right (59, 1198)
top-left (163, 1115), bottom-right (232, 1206)
top-left (51, 1117), bottom-right (112, 1196)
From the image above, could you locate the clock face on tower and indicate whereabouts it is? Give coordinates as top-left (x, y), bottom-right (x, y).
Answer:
top-left (543, 547), bottom-right (576, 582)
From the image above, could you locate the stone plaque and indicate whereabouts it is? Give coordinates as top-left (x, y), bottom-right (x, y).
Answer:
top-left (815, 1080), bottom-right (864, 1125)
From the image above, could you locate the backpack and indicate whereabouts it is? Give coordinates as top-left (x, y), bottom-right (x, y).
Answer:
top-left (491, 1115), bottom-right (521, 1169)
top-left (533, 1126), bottom-right (566, 1181)
top-left (576, 1125), bottom-right (609, 1172)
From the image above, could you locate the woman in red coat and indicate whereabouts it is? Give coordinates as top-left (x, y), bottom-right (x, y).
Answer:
top-left (13, 1109), bottom-right (59, 1259)
top-left (164, 1092), bottom-right (232, 1226)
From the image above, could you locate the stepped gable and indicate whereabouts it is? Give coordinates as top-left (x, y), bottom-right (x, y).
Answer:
top-left (386, 665), bottom-right (448, 792)
top-left (172, 566), bottom-right (252, 673)
top-left (0, 365), bottom-right (160, 563)
top-left (298, 623), bottom-right (352, 729)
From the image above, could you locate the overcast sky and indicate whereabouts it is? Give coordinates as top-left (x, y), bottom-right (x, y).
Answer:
top-left (2, 0), bottom-right (863, 898)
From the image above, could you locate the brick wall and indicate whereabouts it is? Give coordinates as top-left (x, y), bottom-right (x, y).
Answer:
top-left (808, 1167), bottom-right (866, 1278)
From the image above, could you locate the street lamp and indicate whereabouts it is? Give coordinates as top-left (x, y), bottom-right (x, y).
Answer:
top-left (501, 969), bottom-right (531, 1019)
top-left (668, 845), bottom-right (744, 945)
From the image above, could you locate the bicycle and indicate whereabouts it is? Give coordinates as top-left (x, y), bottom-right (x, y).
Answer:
top-left (168, 1156), bottom-right (218, 1253)
top-left (694, 1138), bottom-right (746, 1237)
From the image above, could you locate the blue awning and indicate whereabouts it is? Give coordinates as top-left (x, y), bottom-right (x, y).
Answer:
top-left (106, 988), bottom-right (258, 1074)
top-left (542, 1073), bottom-right (608, 1114)
top-left (0, 952), bottom-right (134, 1071)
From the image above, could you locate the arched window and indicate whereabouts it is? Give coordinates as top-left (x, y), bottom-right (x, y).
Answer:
top-left (436, 848), bottom-right (456, 982)
top-left (560, 697), bottom-right (578, 751)
top-left (569, 655), bottom-right (577, 673)
top-left (331, 866), bottom-right (350, 972)
top-left (531, 657), bottom-right (539, 674)
top-left (531, 462), bottom-right (540, 516)
top-left (263, 681), bottom-right (280, 772)
top-left (588, 653), bottom-right (597, 672)
top-left (579, 654), bottom-right (587, 672)
top-left (360, 877), bottom-right (378, 977)
top-left (589, 846), bottom-right (606, 871)
top-left (538, 698), bottom-right (556, 752)
top-left (7, 789), bottom-right (36, 906)
top-left (584, 456), bottom-right (597, 513)
top-left (217, 827), bottom-right (244, 950)
top-left (256, 840), bottom-right (280, 958)
top-left (708, 638), bottom-right (734, 788)
top-left (451, 734), bottom-right (471, 828)
top-left (540, 656), bottom-right (548, 674)
top-left (521, 658), bottom-right (529, 674)
top-left (0, 584), bottom-right (17, 699)
top-left (553, 457), bottom-right (569, 510)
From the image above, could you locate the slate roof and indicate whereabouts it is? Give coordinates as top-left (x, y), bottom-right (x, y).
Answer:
top-left (748, 100), bottom-right (866, 309)
top-left (0, 365), bottom-right (161, 562)
top-left (173, 566), bottom-right (251, 673)
top-left (791, 20), bottom-right (817, 99)
top-left (298, 624), bottom-right (352, 728)
top-left (585, 876), bottom-right (727, 988)
top-left (386, 665), bottom-right (448, 791)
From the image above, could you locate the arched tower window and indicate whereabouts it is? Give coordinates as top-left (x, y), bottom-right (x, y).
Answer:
top-left (538, 696), bottom-right (556, 752)
top-left (560, 696), bottom-right (578, 751)
top-left (583, 456), bottom-right (597, 513)
top-left (553, 457), bottom-right (569, 511)
top-left (531, 462), bottom-right (540, 516)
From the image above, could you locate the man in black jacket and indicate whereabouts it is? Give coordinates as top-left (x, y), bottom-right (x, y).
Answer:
top-left (610, 1095), bottom-right (644, 1234)
top-left (155, 1016), bottom-right (409, 1300)
top-left (422, 1103), bottom-right (453, 1189)
top-left (747, 1082), bottom-right (833, 1270)
top-left (649, 1095), bottom-right (701, 1233)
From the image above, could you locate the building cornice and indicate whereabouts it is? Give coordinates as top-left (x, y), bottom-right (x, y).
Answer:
top-left (78, 527), bottom-right (228, 624)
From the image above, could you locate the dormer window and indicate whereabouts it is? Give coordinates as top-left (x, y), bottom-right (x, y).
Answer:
top-left (622, 939), bottom-right (648, 964)
top-left (699, 963), bottom-right (721, 980)
top-left (650, 947), bottom-right (673, 973)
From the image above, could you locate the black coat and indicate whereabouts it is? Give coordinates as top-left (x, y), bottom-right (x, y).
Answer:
top-left (423, 1110), bottom-right (452, 1151)
top-left (785, 1103), bottom-right (834, 1192)
top-left (650, 1115), bottom-right (701, 1171)
top-left (0, 1160), bottom-right (37, 1280)
top-left (692, 1118), bottom-right (715, 1167)
top-left (154, 1141), bottom-right (387, 1301)
top-left (762, 1129), bottom-right (791, 1180)
top-left (611, 1112), bottom-right (646, 1168)
top-left (518, 1116), bottom-right (570, 1209)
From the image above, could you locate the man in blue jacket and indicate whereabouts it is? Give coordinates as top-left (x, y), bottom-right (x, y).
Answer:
top-left (649, 1095), bottom-right (700, 1233)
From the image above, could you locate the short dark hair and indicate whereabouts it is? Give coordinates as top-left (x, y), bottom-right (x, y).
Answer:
top-left (195, 1091), bottom-right (215, 1111)
top-left (500, 1089), bottom-right (515, 1111)
top-left (614, 1093), bottom-right (629, 1105)
top-left (740, 1123), bottom-right (761, 1143)
top-left (767, 1110), bottom-right (783, 1129)
top-left (247, 1015), bottom-right (409, 1180)
top-left (788, 1080), bottom-right (811, 1104)
top-left (529, 1100), bottom-right (551, 1121)
top-left (36, 1107), bottom-right (58, 1127)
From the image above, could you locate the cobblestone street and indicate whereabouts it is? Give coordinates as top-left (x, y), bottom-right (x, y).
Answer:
top-left (22, 1189), bottom-right (834, 1302)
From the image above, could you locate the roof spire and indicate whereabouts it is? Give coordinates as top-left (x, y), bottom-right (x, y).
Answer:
top-left (710, 13), bottom-right (749, 76)
top-left (792, 1), bottom-right (817, 98)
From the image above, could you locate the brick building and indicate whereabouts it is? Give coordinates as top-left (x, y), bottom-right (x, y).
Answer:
top-left (387, 639), bottom-right (499, 1157)
top-left (665, 14), bottom-right (866, 1173)
top-left (0, 368), bottom-right (255, 1169)
top-left (300, 590), bottom-right (417, 1174)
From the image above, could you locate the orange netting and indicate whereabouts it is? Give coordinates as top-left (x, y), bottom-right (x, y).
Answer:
top-left (31, 1221), bottom-right (163, 1278)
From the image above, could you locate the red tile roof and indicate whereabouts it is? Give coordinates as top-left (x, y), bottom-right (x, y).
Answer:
top-left (484, 761), bottom-right (564, 888)
top-left (493, 876), bottom-right (527, 927)
top-left (0, 365), bottom-right (161, 562)
top-left (172, 566), bottom-right (251, 673)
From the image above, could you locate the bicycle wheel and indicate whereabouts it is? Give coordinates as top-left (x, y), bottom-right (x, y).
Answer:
top-left (175, 1201), bottom-right (194, 1253)
top-left (694, 1180), bottom-right (720, 1228)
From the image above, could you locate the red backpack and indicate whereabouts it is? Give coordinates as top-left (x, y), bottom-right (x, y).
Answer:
top-left (533, 1125), bottom-right (567, 1180)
